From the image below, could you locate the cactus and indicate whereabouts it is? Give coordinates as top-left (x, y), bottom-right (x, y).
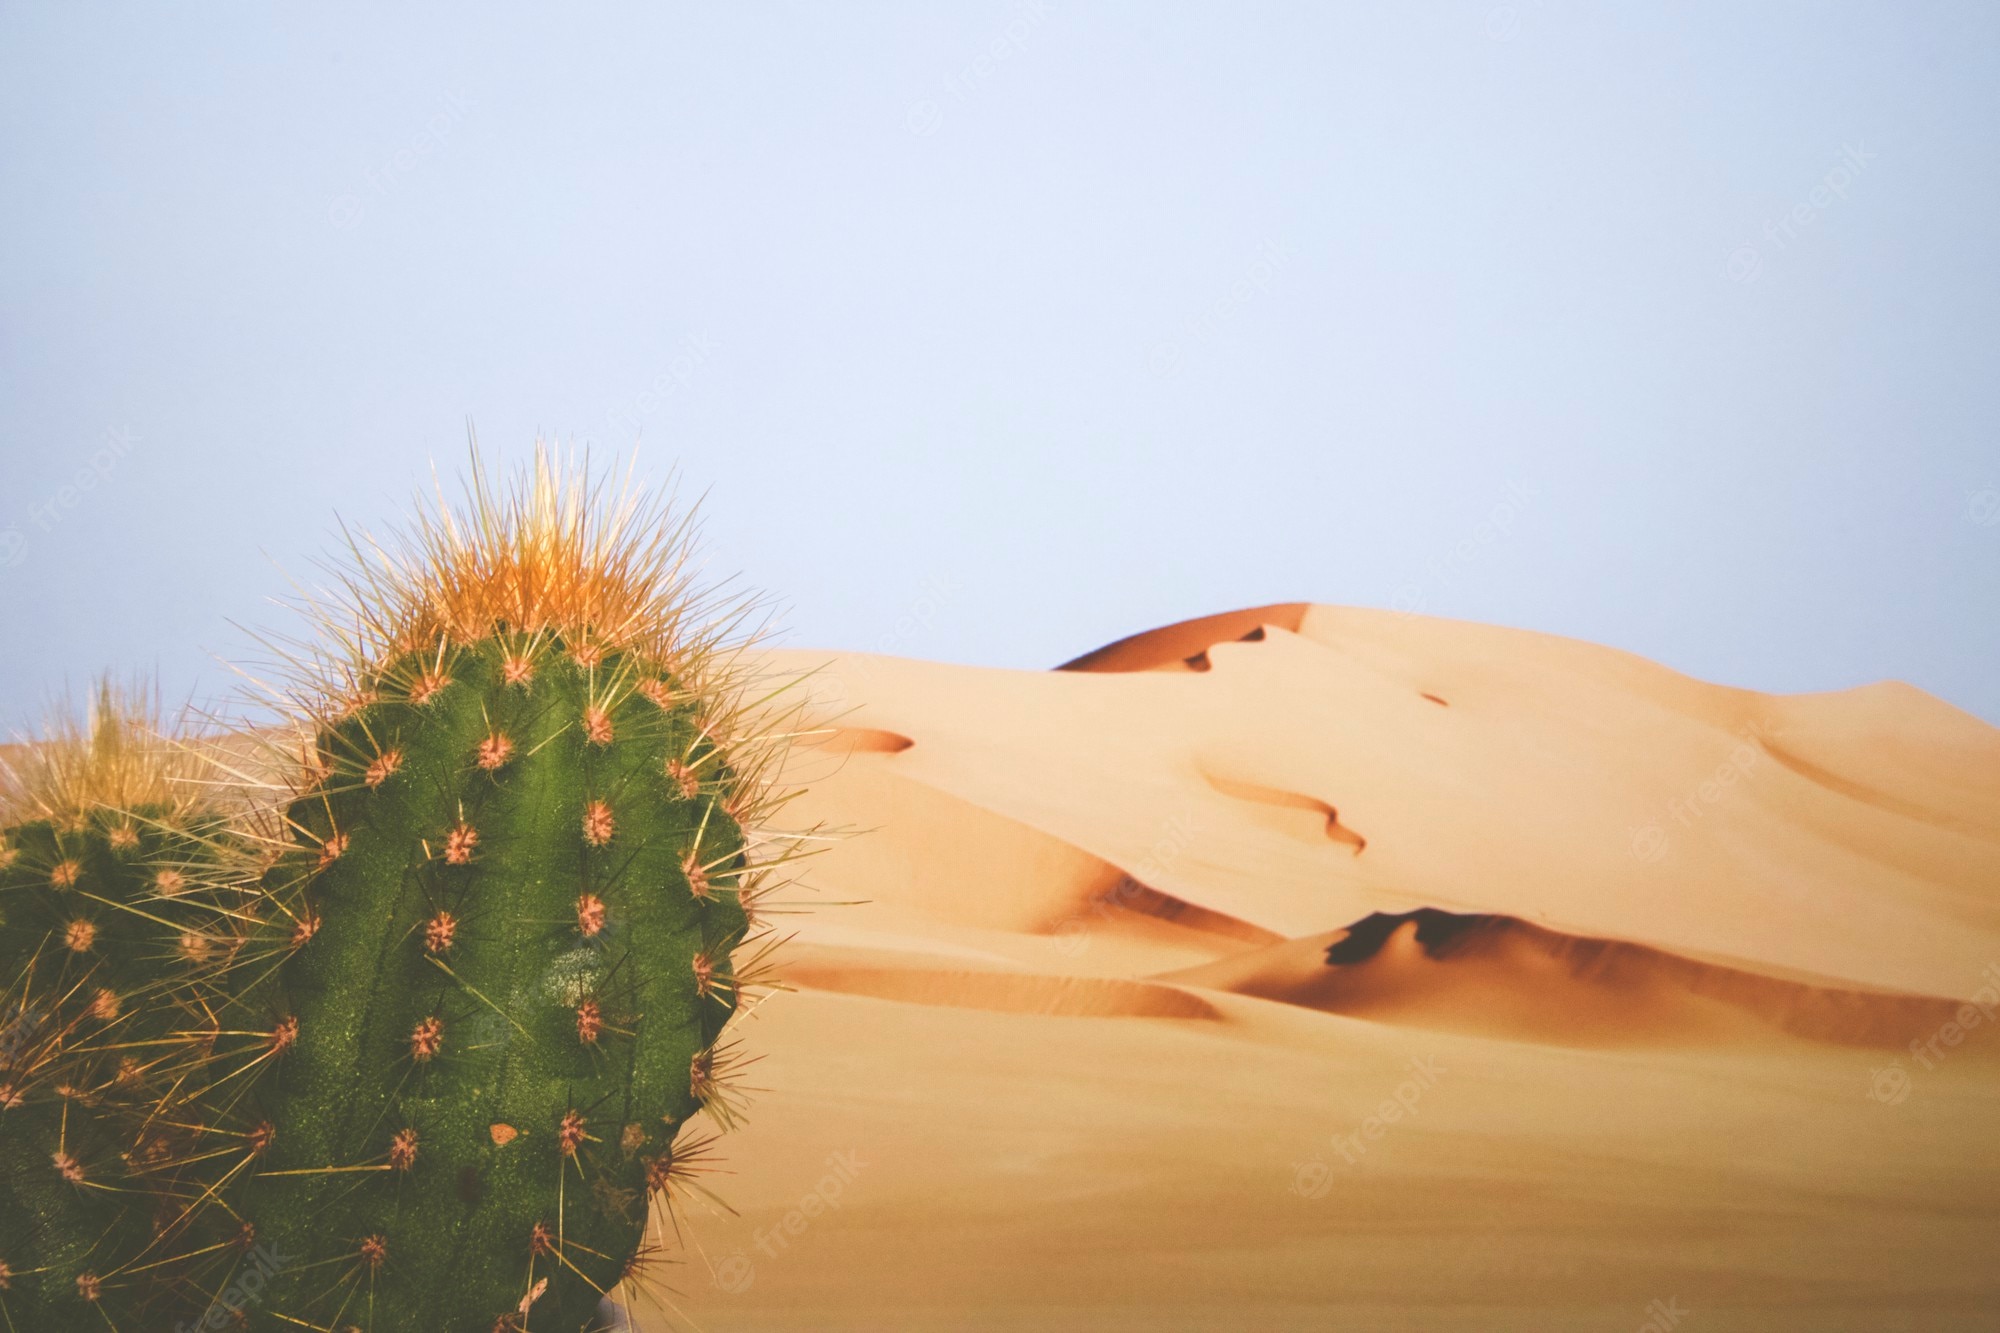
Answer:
top-left (0, 1087), bottom-right (135, 1328)
top-left (0, 683), bottom-right (264, 1330)
top-left (212, 453), bottom-right (797, 1332)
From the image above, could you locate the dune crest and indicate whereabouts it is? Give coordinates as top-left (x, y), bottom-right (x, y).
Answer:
top-left (1199, 768), bottom-right (1367, 852)
top-left (1057, 602), bottom-right (1308, 671)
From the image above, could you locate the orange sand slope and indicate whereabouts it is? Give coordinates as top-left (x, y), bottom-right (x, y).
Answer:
top-left (628, 604), bottom-right (1999, 1331)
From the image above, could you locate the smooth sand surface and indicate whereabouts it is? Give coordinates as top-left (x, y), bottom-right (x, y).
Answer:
top-left (616, 604), bottom-right (2000, 1332)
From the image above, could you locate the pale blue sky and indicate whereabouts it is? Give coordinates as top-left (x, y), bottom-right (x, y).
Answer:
top-left (2, 3), bottom-right (1996, 730)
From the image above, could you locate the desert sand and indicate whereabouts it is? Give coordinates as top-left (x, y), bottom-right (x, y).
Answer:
top-left (620, 603), bottom-right (2000, 1332)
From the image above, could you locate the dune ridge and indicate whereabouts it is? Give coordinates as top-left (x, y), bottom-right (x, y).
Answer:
top-left (1056, 602), bottom-right (1309, 672)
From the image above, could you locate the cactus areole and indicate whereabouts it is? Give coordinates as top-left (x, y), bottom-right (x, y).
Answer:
top-left (223, 455), bottom-right (784, 1331)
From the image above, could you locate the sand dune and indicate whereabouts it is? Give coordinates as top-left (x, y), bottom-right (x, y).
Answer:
top-left (618, 603), bottom-right (2000, 1332)
top-left (1164, 907), bottom-right (1983, 1050)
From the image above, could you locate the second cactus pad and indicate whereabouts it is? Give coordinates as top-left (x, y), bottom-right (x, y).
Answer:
top-left (243, 632), bottom-right (750, 1331)
top-left (0, 684), bottom-right (265, 1330)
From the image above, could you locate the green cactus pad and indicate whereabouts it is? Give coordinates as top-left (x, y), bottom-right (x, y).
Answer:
top-left (234, 631), bottom-right (751, 1331)
top-left (0, 801), bottom-right (257, 1330)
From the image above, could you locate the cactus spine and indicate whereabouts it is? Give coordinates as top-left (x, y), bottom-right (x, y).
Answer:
top-left (218, 453), bottom-right (793, 1331)
top-left (0, 683), bottom-right (263, 1330)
